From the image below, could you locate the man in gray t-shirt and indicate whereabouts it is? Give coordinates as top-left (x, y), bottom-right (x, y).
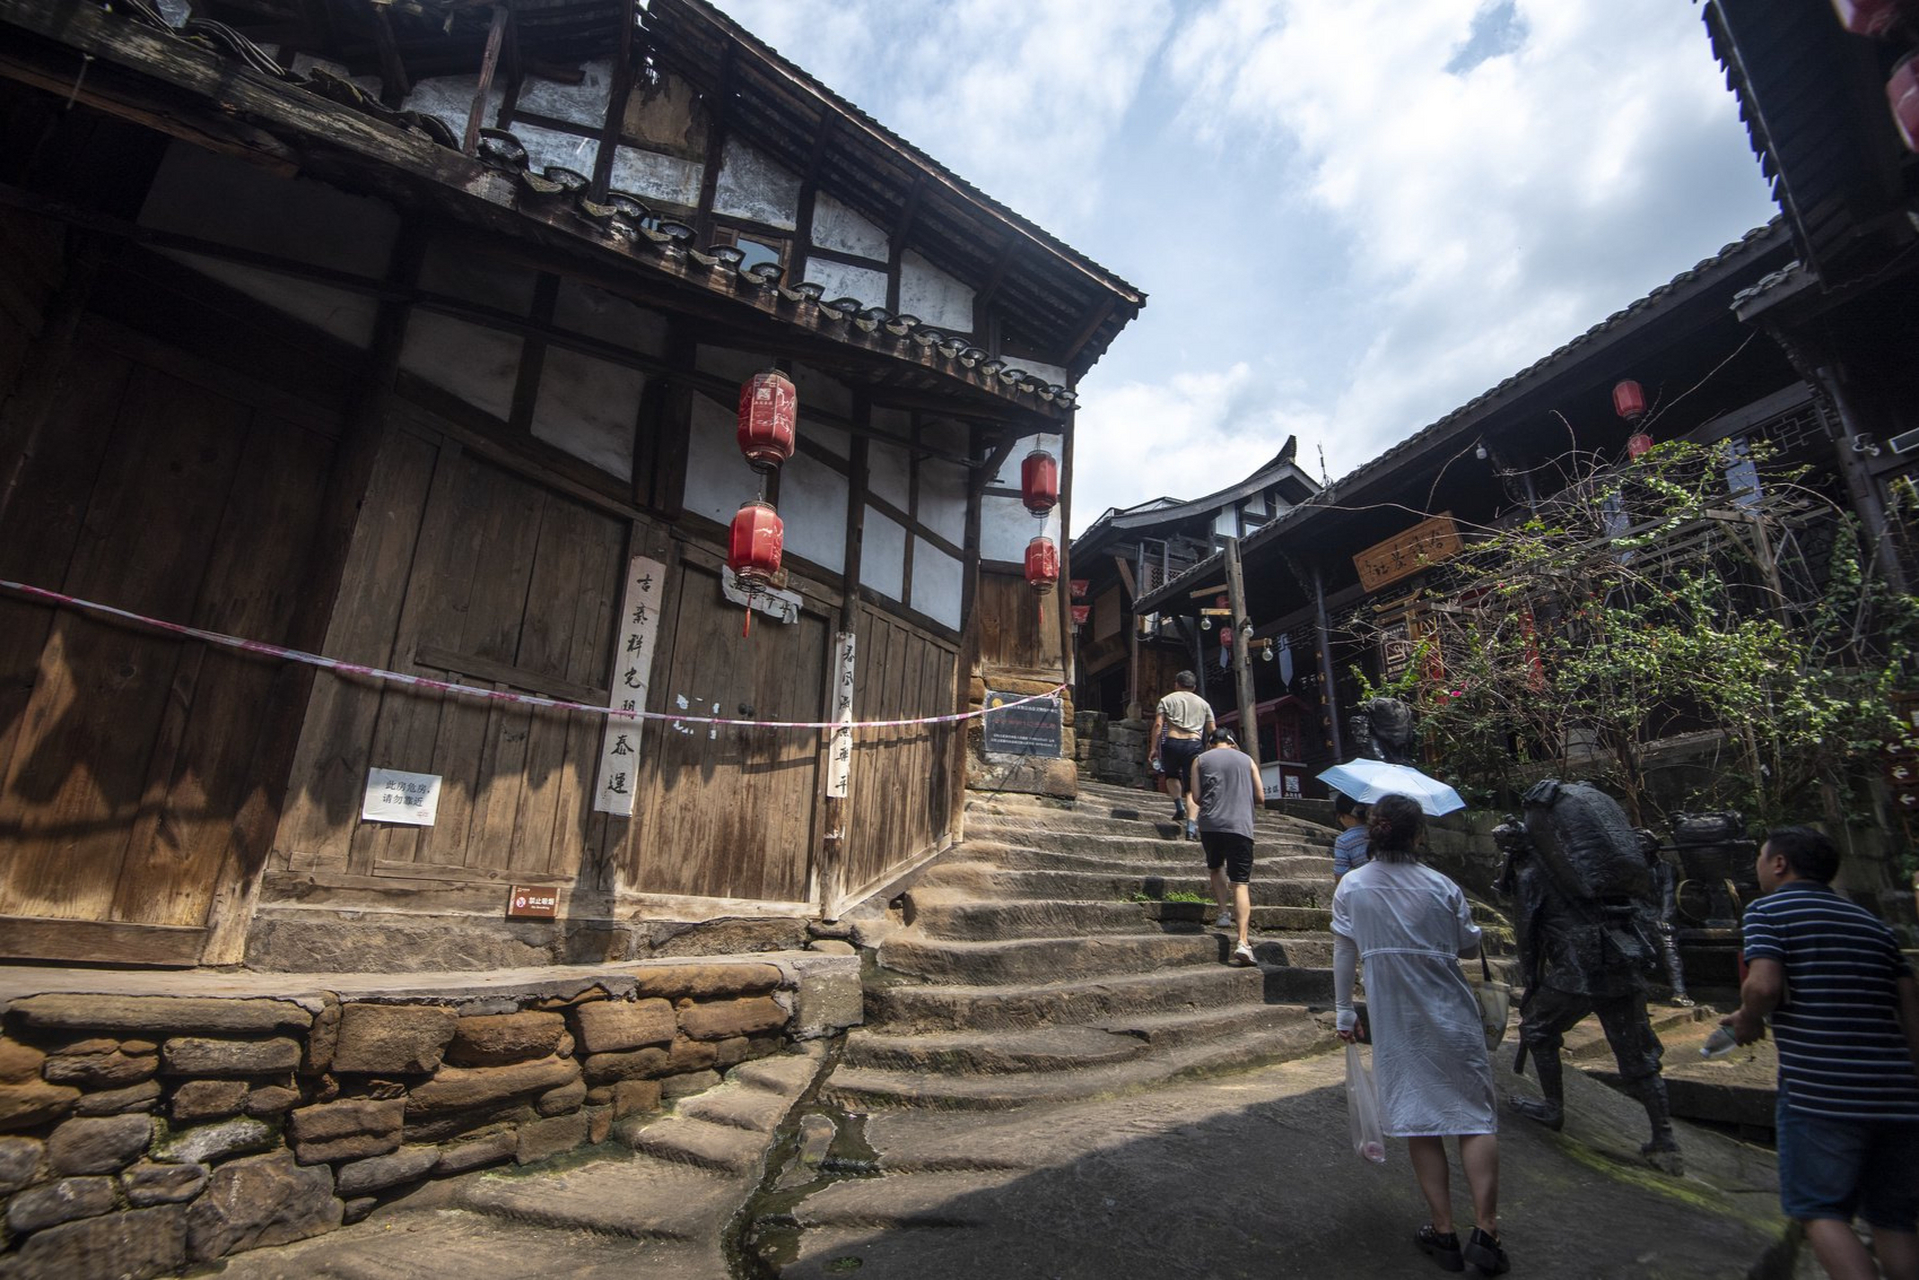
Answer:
top-left (1191, 728), bottom-right (1262, 966)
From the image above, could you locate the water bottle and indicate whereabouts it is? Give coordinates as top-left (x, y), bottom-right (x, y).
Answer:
top-left (1700, 1026), bottom-right (1738, 1058)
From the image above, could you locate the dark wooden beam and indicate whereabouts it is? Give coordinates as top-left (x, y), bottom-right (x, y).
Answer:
top-left (692, 41), bottom-right (734, 244)
top-left (589, 0), bottom-right (636, 200)
top-left (370, 7), bottom-right (410, 108)
top-left (885, 174), bottom-right (925, 315)
top-left (786, 109), bottom-right (835, 286)
top-left (462, 4), bottom-right (510, 156)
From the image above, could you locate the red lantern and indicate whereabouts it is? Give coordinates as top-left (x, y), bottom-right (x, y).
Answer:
top-left (1020, 448), bottom-right (1059, 517)
top-left (1831, 0), bottom-right (1905, 37)
top-left (727, 500), bottom-right (784, 588)
top-left (737, 370), bottom-right (797, 472)
top-left (1626, 432), bottom-right (1654, 460)
top-left (1612, 379), bottom-right (1647, 422)
top-left (1891, 54), bottom-right (1919, 153)
top-left (1024, 536), bottom-right (1059, 595)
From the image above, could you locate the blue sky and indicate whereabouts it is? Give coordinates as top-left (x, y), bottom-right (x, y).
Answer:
top-left (706, 0), bottom-right (1781, 534)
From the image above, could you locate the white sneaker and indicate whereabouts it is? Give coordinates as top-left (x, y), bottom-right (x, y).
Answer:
top-left (1214, 911), bottom-right (1234, 928)
top-left (1230, 943), bottom-right (1256, 967)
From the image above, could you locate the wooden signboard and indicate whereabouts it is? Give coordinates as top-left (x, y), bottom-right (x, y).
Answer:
top-left (1353, 513), bottom-right (1463, 592)
top-left (506, 886), bottom-right (559, 919)
top-left (595, 555), bottom-right (666, 816)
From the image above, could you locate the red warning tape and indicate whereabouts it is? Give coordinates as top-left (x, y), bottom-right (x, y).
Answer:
top-left (0, 578), bottom-right (1064, 731)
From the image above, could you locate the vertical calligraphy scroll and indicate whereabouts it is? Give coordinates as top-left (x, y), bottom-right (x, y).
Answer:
top-left (825, 631), bottom-right (856, 799)
top-left (594, 555), bottom-right (666, 816)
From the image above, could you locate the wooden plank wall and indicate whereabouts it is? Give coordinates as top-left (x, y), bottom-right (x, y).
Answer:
top-left (273, 436), bottom-right (628, 894)
top-left (975, 570), bottom-right (1063, 670)
top-left (841, 604), bottom-right (959, 900)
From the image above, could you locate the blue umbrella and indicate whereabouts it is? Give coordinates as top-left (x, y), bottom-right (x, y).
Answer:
top-left (1316, 759), bottom-right (1466, 816)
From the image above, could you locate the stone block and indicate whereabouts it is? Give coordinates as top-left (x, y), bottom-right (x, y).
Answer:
top-left (9, 995), bottom-right (310, 1036)
top-left (187, 1151), bottom-right (341, 1261)
top-left (514, 1113), bottom-right (587, 1165)
top-left (1, 1203), bottom-right (186, 1280)
top-left (585, 1105), bottom-right (612, 1145)
top-left (581, 1047), bottom-right (668, 1085)
top-left (170, 1079), bottom-right (248, 1124)
top-left (125, 1160), bottom-right (210, 1206)
top-left (333, 1145), bottom-right (437, 1197)
top-left (304, 999), bottom-right (340, 1075)
top-left (679, 997), bottom-right (787, 1042)
top-left (0, 1037), bottom-right (46, 1083)
top-left (47, 1114), bottom-right (152, 1175)
top-left (153, 1116), bottom-right (275, 1166)
top-left (570, 999), bottom-right (675, 1054)
top-left (74, 1080), bottom-right (161, 1117)
top-left (404, 1057), bottom-right (578, 1116)
top-left (660, 1069), bottom-right (721, 1100)
top-left (0, 1079), bottom-right (80, 1131)
top-left (333, 1005), bottom-right (457, 1075)
top-left (245, 1085), bottom-right (302, 1117)
top-left (42, 1048), bottom-right (157, 1090)
top-left (0, 1135), bottom-right (42, 1192)
top-left (7, 1176), bottom-right (115, 1233)
top-left (534, 1078), bottom-right (586, 1117)
top-left (399, 1104), bottom-right (534, 1145)
top-left (161, 1037), bottom-right (301, 1077)
top-left (445, 1011), bottom-right (567, 1067)
top-left (792, 960), bottom-right (864, 1040)
top-left (286, 1098), bottom-right (403, 1165)
top-left (713, 1036), bottom-right (752, 1069)
top-left (631, 963), bottom-right (783, 1002)
top-left (434, 1131), bottom-right (515, 1176)
top-left (610, 1079), bottom-right (661, 1118)
top-left (807, 939), bottom-right (857, 955)
top-left (342, 1196), bottom-right (378, 1224)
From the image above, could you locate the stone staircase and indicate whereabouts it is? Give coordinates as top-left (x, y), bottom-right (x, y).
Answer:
top-left (820, 780), bottom-right (1343, 1111)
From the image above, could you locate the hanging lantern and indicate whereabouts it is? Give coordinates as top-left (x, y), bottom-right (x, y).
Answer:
top-left (1024, 536), bottom-right (1059, 595)
top-left (1020, 448), bottom-right (1059, 517)
top-left (1612, 379), bottom-right (1647, 422)
top-left (727, 500), bottom-right (784, 588)
top-left (1626, 431), bottom-right (1654, 460)
top-left (737, 370), bottom-right (797, 473)
top-left (1891, 53), bottom-right (1919, 153)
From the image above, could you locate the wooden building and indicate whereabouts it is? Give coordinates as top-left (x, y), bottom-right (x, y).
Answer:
top-left (0, 0), bottom-right (1141, 969)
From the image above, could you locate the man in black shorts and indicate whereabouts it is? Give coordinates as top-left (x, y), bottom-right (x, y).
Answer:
top-left (1149, 670), bottom-right (1214, 840)
top-left (1190, 728), bottom-right (1262, 966)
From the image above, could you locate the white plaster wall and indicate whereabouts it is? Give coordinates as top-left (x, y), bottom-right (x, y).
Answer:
top-left (899, 249), bottom-right (974, 332)
top-left (419, 239), bottom-right (536, 313)
top-left (695, 344), bottom-right (768, 386)
top-left (554, 281), bottom-right (670, 355)
top-left (780, 449), bottom-right (847, 575)
top-left (988, 432), bottom-right (1064, 487)
top-left (610, 146), bottom-right (702, 211)
top-left (911, 539), bottom-right (964, 629)
top-left (806, 419), bottom-right (850, 462)
top-left (1244, 491), bottom-right (1267, 517)
top-left (868, 437), bottom-right (911, 512)
top-left (714, 137), bottom-right (799, 230)
top-left (920, 458), bottom-right (967, 545)
top-left (806, 259), bottom-right (887, 309)
top-left (140, 144), bottom-right (397, 277)
top-left (1214, 508), bottom-right (1238, 540)
top-left (515, 123), bottom-right (599, 178)
top-left (862, 508), bottom-right (907, 602)
top-left (532, 348), bottom-right (644, 480)
top-left (515, 60), bottom-right (615, 129)
top-left (400, 313), bottom-right (523, 422)
top-left (811, 192), bottom-right (887, 259)
top-left (682, 393), bottom-right (748, 527)
top-left (403, 74), bottom-right (505, 141)
top-left (981, 496), bottom-right (1060, 563)
top-left (159, 254), bottom-right (378, 348)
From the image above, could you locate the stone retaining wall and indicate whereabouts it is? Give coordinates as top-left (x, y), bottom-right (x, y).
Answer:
top-left (1075, 710), bottom-right (1152, 789)
top-left (0, 956), bottom-right (858, 1279)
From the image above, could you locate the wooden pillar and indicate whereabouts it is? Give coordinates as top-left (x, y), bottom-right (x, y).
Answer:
top-left (820, 403), bottom-right (869, 917)
top-left (1312, 561), bottom-right (1345, 762)
top-left (1224, 536), bottom-right (1260, 767)
top-left (462, 6), bottom-right (510, 157)
top-left (0, 230), bottom-right (106, 531)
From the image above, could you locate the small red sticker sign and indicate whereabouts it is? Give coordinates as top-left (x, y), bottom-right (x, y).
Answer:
top-left (507, 886), bottom-right (559, 919)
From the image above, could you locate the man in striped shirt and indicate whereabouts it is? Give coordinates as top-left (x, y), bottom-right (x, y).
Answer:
top-left (1726, 826), bottom-right (1919, 1280)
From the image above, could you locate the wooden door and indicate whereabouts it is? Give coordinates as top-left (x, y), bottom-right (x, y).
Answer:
top-left (0, 349), bottom-right (333, 964)
top-left (632, 548), bottom-right (829, 905)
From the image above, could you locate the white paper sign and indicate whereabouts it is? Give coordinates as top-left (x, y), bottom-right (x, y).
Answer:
top-left (362, 768), bottom-right (442, 826)
top-left (595, 555), bottom-right (666, 816)
top-left (826, 631), bottom-right (856, 799)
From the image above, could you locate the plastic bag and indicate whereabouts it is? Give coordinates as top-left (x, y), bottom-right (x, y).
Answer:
top-left (1345, 1042), bottom-right (1386, 1164)
top-left (1476, 955), bottom-right (1510, 1053)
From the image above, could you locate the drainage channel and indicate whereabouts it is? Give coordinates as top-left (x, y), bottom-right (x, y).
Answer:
top-left (724, 1034), bottom-right (884, 1279)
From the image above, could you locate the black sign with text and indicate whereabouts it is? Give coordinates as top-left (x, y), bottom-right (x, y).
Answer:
top-left (982, 690), bottom-right (1062, 757)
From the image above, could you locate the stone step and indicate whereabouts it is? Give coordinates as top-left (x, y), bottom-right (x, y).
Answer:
top-left (820, 1015), bottom-right (1331, 1111)
top-left (675, 1078), bottom-right (801, 1135)
top-left (972, 841), bottom-right (1334, 881)
top-left (877, 930), bottom-right (1227, 984)
top-left (904, 894), bottom-right (1334, 940)
top-left (923, 864), bottom-right (1332, 910)
top-left (964, 805), bottom-right (1326, 846)
top-left (962, 820), bottom-right (1329, 860)
top-left (625, 1114), bottom-right (772, 1175)
top-left (867, 963), bottom-right (1269, 1032)
top-left (839, 1024), bottom-right (1147, 1073)
top-left (451, 1153), bottom-right (742, 1241)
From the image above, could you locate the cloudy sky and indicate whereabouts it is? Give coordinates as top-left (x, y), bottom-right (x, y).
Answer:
top-left (707, 0), bottom-right (1780, 535)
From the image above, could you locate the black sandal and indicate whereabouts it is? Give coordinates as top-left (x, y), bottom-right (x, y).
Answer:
top-left (1415, 1225), bottom-right (1464, 1272)
top-left (1464, 1227), bottom-right (1509, 1276)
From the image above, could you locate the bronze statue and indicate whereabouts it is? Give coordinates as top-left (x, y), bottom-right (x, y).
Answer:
top-left (1634, 827), bottom-right (1692, 1007)
top-left (1494, 780), bottom-right (1680, 1170)
top-left (1347, 696), bottom-right (1418, 765)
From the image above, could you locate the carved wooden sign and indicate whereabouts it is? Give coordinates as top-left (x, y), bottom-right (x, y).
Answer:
top-left (1353, 513), bottom-right (1463, 592)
